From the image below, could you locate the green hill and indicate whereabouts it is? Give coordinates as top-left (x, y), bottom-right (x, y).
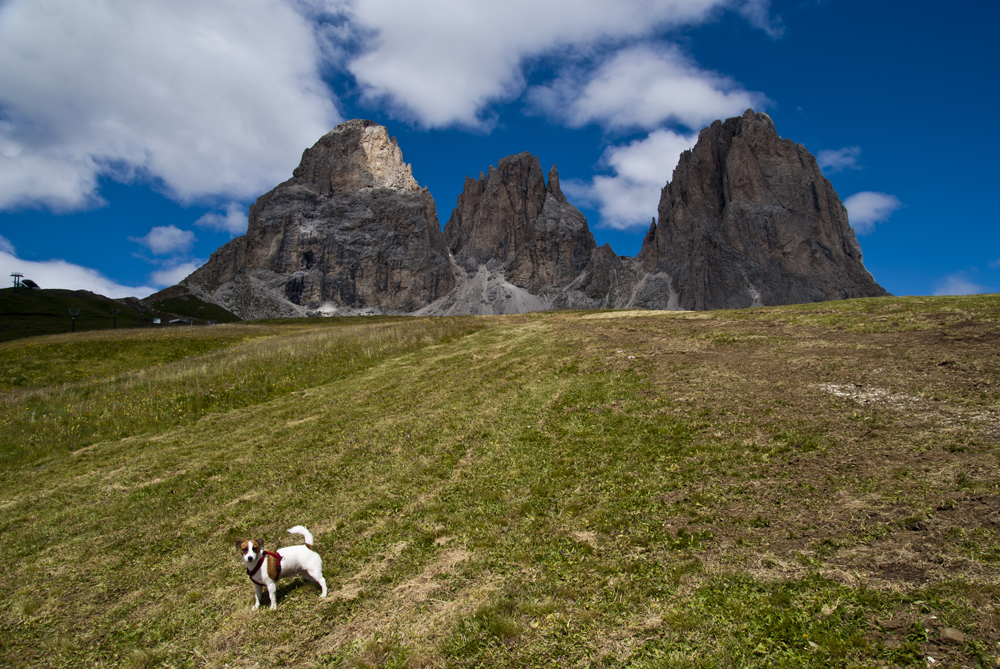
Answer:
top-left (142, 288), bottom-right (242, 325)
top-left (1, 296), bottom-right (998, 667)
top-left (0, 287), bottom-right (240, 342)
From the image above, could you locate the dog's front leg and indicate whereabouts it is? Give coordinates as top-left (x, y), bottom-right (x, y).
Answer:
top-left (267, 581), bottom-right (278, 610)
top-left (252, 583), bottom-right (263, 610)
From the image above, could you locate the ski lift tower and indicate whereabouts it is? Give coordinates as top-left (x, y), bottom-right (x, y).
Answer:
top-left (67, 308), bottom-right (82, 333)
top-left (10, 272), bottom-right (23, 295)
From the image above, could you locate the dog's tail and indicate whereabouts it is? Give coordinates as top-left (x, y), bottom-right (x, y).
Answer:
top-left (287, 525), bottom-right (315, 549)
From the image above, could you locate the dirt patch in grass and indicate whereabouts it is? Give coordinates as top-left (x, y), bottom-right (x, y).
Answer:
top-left (392, 547), bottom-right (470, 604)
top-left (329, 541), bottom-right (411, 602)
top-left (550, 301), bottom-right (1000, 665)
top-left (579, 308), bottom-right (1000, 569)
top-left (320, 546), bottom-right (485, 658)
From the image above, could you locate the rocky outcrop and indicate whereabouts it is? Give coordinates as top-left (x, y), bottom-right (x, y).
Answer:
top-left (421, 152), bottom-right (635, 315)
top-left (417, 151), bottom-right (686, 315)
top-left (180, 120), bottom-right (454, 319)
top-left (443, 154), bottom-right (599, 293)
top-left (426, 110), bottom-right (885, 316)
top-left (175, 112), bottom-right (885, 319)
top-left (638, 109), bottom-right (887, 310)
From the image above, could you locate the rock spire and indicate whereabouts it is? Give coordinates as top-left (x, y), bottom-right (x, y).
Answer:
top-left (178, 120), bottom-right (454, 318)
top-left (443, 152), bottom-right (598, 294)
top-left (167, 112), bottom-right (886, 319)
top-left (638, 109), bottom-right (886, 309)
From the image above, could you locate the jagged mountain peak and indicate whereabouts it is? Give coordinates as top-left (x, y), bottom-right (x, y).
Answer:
top-left (179, 120), bottom-right (453, 319)
top-left (171, 113), bottom-right (885, 319)
top-left (639, 108), bottom-right (886, 310)
top-left (290, 119), bottom-right (420, 195)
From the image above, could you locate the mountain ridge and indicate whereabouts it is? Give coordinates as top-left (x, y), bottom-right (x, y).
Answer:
top-left (639, 109), bottom-right (885, 309)
top-left (162, 111), bottom-right (886, 318)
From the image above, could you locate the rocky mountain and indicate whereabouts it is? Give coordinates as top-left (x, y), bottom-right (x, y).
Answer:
top-left (172, 119), bottom-right (453, 319)
top-left (166, 111), bottom-right (885, 319)
top-left (638, 109), bottom-right (886, 310)
top-left (418, 153), bottom-right (624, 315)
top-left (413, 150), bottom-right (686, 316)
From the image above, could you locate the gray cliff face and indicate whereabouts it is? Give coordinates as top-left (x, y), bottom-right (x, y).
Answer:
top-left (179, 112), bottom-right (886, 319)
top-left (638, 109), bottom-right (887, 310)
top-left (419, 152), bottom-right (649, 316)
top-left (422, 151), bottom-right (673, 315)
top-left (182, 119), bottom-right (454, 318)
top-left (443, 153), bottom-right (598, 294)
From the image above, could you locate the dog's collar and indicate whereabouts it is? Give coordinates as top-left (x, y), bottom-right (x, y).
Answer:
top-left (246, 554), bottom-right (266, 579)
top-left (246, 551), bottom-right (282, 586)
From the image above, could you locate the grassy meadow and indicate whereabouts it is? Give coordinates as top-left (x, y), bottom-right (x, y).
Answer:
top-left (1, 296), bottom-right (999, 667)
top-left (0, 287), bottom-right (240, 343)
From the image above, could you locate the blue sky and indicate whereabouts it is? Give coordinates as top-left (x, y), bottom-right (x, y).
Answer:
top-left (0, 0), bottom-right (997, 299)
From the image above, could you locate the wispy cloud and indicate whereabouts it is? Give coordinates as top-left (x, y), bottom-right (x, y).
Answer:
top-left (843, 191), bottom-right (902, 235)
top-left (150, 261), bottom-right (203, 287)
top-left (737, 0), bottom-right (785, 38)
top-left (194, 203), bottom-right (248, 235)
top-left (0, 0), bottom-right (340, 212)
top-left (817, 146), bottom-right (861, 173)
top-left (523, 36), bottom-right (765, 231)
top-left (0, 235), bottom-right (156, 297)
top-left (933, 273), bottom-right (987, 296)
top-left (128, 225), bottom-right (196, 255)
top-left (563, 129), bottom-right (696, 230)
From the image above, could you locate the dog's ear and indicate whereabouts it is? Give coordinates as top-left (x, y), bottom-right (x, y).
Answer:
top-left (234, 540), bottom-right (242, 550)
top-left (255, 539), bottom-right (264, 549)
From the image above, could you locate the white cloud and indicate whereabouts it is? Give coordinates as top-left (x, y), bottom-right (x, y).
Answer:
top-left (933, 273), bottom-right (987, 296)
top-left (817, 146), bottom-right (861, 173)
top-left (0, 237), bottom-right (157, 297)
top-left (150, 261), bottom-right (203, 287)
top-left (0, 0), bottom-right (340, 212)
top-left (529, 45), bottom-right (765, 131)
top-left (195, 203), bottom-right (248, 235)
top-left (737, 0), bottom-right (784, 38)
top-left (342, 0), bottom-right (779, 128)
top-left (843, 191), bottom-right (902, 235)
top-left (563, 129), bottom-right (697, 230)
top-left (0, 0), bottom-right (783, 218)
top-left (523, 40), bottom-right (764, 230)
top-left (128, 225), bottom-right (196, 255)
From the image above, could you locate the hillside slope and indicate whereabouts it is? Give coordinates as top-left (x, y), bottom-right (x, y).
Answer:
top-left (0, 287), bottom-right (240, 343)
top-left (1, 297), bottom-right (998, 667)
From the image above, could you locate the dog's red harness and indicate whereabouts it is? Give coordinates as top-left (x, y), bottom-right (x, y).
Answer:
top-left (246, 551), bottom-right (282, 587)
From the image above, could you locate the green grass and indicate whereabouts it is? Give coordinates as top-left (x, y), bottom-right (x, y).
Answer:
top-left (721, 293), bottom-right (1000, 332)
top-left (1, 295), bottom-right (999, 667)
top-left (0, 287), bottom-right (157, 341)
top-left (0, 316), bottom-right (486, 466)
top-left (144, 293), bottom-right (242, 324)
top-left (0, 287), bottom-right (240, 342)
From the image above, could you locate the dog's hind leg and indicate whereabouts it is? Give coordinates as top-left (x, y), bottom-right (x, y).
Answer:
top-left (305, 567), bottom-right (328, 597)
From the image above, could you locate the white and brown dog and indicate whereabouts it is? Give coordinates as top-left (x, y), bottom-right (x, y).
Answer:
top-left (235, 525), bottom-right (328, 610)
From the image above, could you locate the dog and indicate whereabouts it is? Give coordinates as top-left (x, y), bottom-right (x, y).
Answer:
top-left (235, 525), bottom-right (328, 610)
